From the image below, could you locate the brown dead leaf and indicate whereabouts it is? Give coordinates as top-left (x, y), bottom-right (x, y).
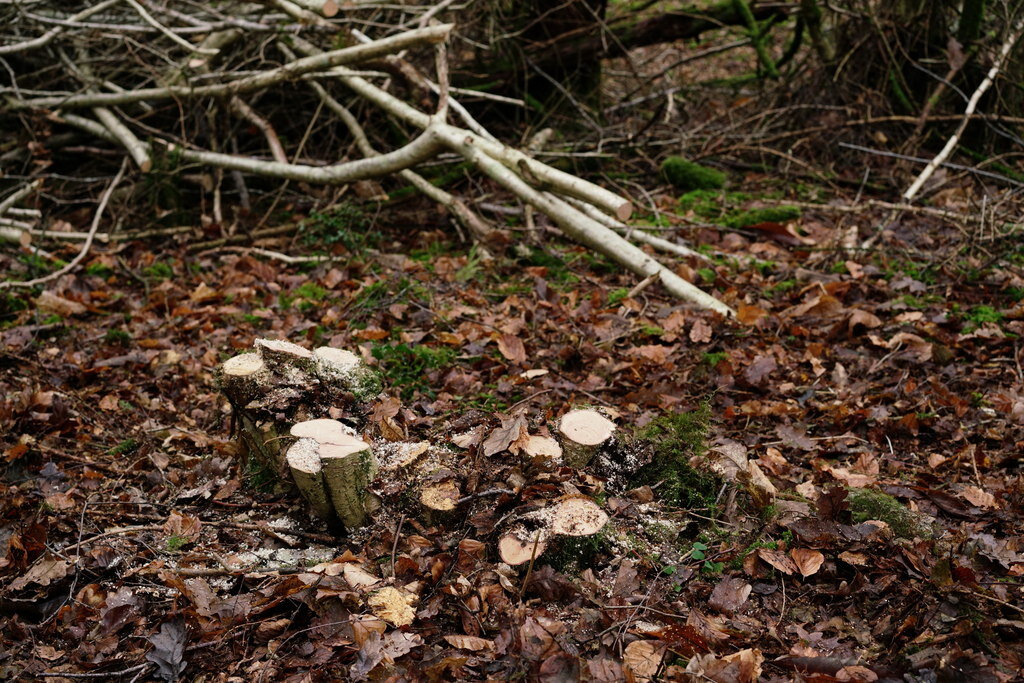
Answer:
top-left (776, 424), bottom-right (816, 451)
top-left (632, 344), bottom-right (673, 364)
top-left (36, 291), bottom-right (87, 317)
top-left (737, 303), bottom-right (768, 325)
top-left (689, 318), bottom-right (713, 343)
top-left (886, 332), bottom-right (933, 362)
top-left (744, 354), bottom-right (777, 385)
top-left (782, 293), bottom-right (843, 319)
top-left (847, 309), bottom-right (882, 335)
top-left (838, 551), bottom-right (869, 566)
top-left (623, 640), bottom-right (666, 683)
top-left (708, 576), bottom-right (752, 615)
top-left (162, 511), bottom-right (201, 542)
top-left (189, 281), bottom-right (218, 303)
top-left (496, 333), bottom-right (527, 365)
top-left (789, 548), bottom-right (825, 577)
top-left (443, 635), bottom-right (494, 651)
top-left (960, 485), bottom-right (998, 509)
top-left (757, 548), bottom-right (797, 575)
top-left (342, 563), bottom-right (380, 590)
top-left (482, 413), bottom-right (529, 456)
top-left (451, 426), bottom-right (485, 449)
top-left (745, 461), bottom-right (777, 509)
top-left (10, 554), bottom-right (71, 591)
top-left (685, 648), bottom-right (763, 683)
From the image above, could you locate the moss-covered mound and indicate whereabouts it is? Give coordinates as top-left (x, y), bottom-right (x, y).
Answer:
top-left (723, 206), bottom-right (802, 228)
top-left (661, 157), bottom-right (727, 191)
top-left (628, 404), bottom-right (721, 510)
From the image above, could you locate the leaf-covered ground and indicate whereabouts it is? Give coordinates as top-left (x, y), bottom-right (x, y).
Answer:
top-left (2, 176), bottom-right (1024, 681)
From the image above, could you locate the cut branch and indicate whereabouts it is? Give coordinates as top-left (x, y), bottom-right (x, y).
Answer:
top-left (14, 24), bottom-right (453, 109)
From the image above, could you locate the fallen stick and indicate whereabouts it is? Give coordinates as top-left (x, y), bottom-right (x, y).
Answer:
top-left (902, 15), bottom-right (1024, 203)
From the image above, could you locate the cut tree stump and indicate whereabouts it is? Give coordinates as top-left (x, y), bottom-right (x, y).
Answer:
top-left (498, 496), bottom-right (608, 566)
top-left (285, 437), bottom-right (335, 521)
top-left (218, 337), bottom-right (381, 494)
top-left (557, 409), bottom-right (616, 468)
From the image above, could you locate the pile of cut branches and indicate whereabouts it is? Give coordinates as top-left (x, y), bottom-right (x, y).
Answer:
top-left (0, 0), bottom-right (731, 314)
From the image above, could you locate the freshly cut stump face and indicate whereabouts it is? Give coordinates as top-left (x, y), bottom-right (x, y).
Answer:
top-left (255, 338), bottom-right (313, 359)
top-left (548, 497), bottom-right (609, 537)
top-left (314, 346), bottom-right (361, 370)
top-left (498, 529), bottom-right (548, 566)
top-left (524, 435), bottom-right (562, 461)
top-left (290, 418), bottom-right (356, 444)
top-left (557, 409), bottom-right (615, 468)
top-left (222, 352), bottom-right (266, 377)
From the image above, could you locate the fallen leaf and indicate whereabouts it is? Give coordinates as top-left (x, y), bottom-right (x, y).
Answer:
top-left (886, 332), bottom-right (932, 362)
top-left (146, 619), bottom-right (188, 682)
top-left (757, 548), bottom-right (797, 575)
top-left (745, 461), bottom-right (777, 509)
top-left (744, 354), bottom-right (777, 385)
top-left (496, 333), bottom-right (527, 365)
top-left (690, 318), bottom-right (713, 343)
top-left (482, 413), bottom-right (529, 456)
top-left (343, 563), bottom-right (381, 590)
top-left (708, 576), bottom-right (752, 615)
top-left (36, 291), bottom-right (87, 317)
top-left (737, 303), bottom-right (768, 325)
top-left (847, 309), bottom-right (882, 335)
top-left (685, 648), bottom-right (763, 683)
top-left (790, 548), bottom-right (825, 577)
top-left (162, 511), bottom-right (201, 542)
top-left (451, 426), bottom-right (485, 449)
top-left (782, 294), bottom-right (843, 319)
top-left (10, 554), bottom-right (70, 591)
top-left (443, 635), bottom-right (494, 651)
top-left (623, 640), bottom-right (666, 682)
top-left (776, 424), bottom-right (816, 451)
top-left (960, 485), bottom-right (998, 509)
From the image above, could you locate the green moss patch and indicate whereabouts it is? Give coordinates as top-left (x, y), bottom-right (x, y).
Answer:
top-left (661, 157), bottom-right (727, 191)
top-left (628, 403), bottom-right (722, 510)
top-left (847, 487), bottom-right (932, 539)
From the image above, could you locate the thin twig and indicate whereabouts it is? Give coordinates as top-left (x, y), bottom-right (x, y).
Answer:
top-left (903, 15), bottom-right (1024, 202)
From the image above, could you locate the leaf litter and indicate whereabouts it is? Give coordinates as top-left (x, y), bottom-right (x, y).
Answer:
top-left (1, 185), bottom-right (1024, 682)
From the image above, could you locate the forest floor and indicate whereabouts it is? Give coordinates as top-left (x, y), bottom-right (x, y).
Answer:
top-left (2, 167), bottom-right (1024, 681)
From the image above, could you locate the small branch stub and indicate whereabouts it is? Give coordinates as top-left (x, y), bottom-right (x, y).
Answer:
top-left (289, 419), bottom-right (378, 529)
top-left (219, 352), bottom-right (268, 406)
top-left (557, 409), bottom-right (616, 468)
